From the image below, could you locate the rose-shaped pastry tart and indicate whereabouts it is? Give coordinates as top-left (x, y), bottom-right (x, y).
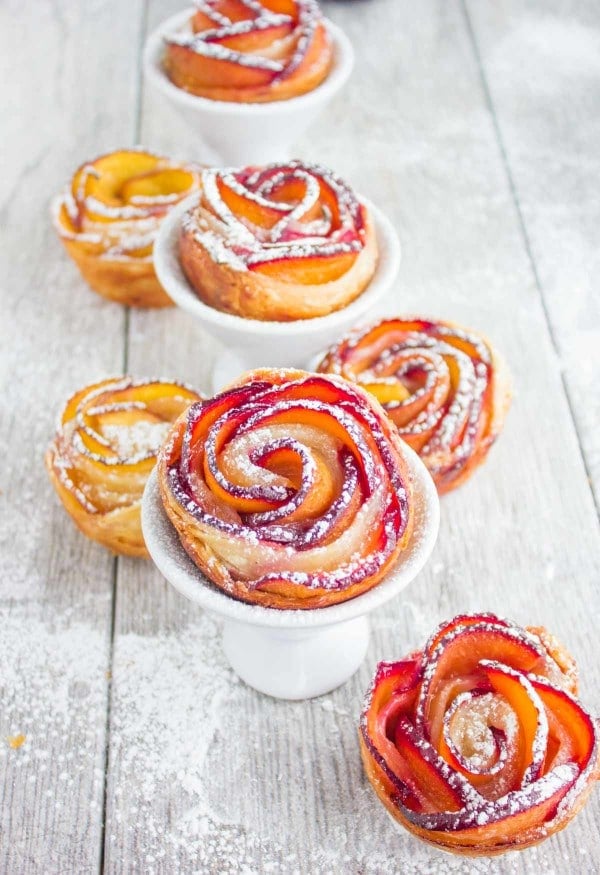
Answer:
top-left (179, 160), bottom-right (378, 321)
top-left (360, 613), bottom-right (600, 856)
top-left (53, 149), bottom-right (202, 307)
top-left (318, 318), bottom-right (511, 493)
top-left (46, 377), bottom-right (202, 557)
top-left (158, 368), bottom-right (414, 609)
top-left (163, 0), bottom-right (332, 103)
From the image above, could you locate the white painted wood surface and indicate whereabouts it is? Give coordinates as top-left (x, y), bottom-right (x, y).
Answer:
top-left (465, 0), bottom-right (600, 509)
top-left (1, 1), bottom-right (599, 873)
top-left (0, 2), bottom-right (142, 871)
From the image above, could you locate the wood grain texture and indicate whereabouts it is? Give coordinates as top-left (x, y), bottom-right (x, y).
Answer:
top-left (1, 0), bottom-right (599, 873)
top-left (0, 1), bottom-right (143, 872)
top-left (464, 0), bottom-right (600, 509)
top-left (101, 1), bottom-right (600, 874)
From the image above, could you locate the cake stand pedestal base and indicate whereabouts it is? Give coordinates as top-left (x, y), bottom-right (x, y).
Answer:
top-left (222, 615), bottom-right (370, 700)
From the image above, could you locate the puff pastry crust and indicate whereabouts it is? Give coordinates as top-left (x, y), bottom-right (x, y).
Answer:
top-left (46, 377), bottom-right (202, 557)
top-left (318, 317), bottom-right (511, 493)
top-left (53, 149), bottom-right (202, 307)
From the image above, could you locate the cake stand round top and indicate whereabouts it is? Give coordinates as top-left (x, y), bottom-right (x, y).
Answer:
top-left (141, 441), bottom-right (440, 631)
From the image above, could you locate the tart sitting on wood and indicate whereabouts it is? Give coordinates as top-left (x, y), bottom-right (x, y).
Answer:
top-left (318, 318), bottom-right (511, 493)
top-left (46, 377), bottom-right (203, 557)
top-left (158, 368), bottom-right (413, 608)
top-left (178, 160), bottom-right (378, 321)
top-left (360, 613), bottom-right (600, 856)
top-left (53, 149), bottom-right (202, 307)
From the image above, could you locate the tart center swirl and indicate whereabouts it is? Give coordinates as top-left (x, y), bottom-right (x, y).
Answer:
top-left (56, 149), bottom-right (201, 261)
top-left (187, 161), bottom-right (367, 278)
top-left (360, 613), bottom-right (600, 854)
top-left (45, 377), bottom-right (202, 558)
top-left (158, 370), bottom-right (413, 609)
top-left (178, 161), bottom-right (379, 321)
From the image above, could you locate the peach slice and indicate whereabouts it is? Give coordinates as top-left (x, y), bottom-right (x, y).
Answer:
top-left (361, 381), bottom-right (412, 407)
top-left (264, 176), bottom-right (325, 224)
top-left (250, 250), bottom-right (358, 283)
top-left (73, 150), bottom-right (159, 209)
top-left (426, 614), bottom-right (512, 657)
top-left (217, 176), bottom-right (286, 229)
top-left (120, 168), bottom-right (197, 202)
top-left (394, 718), bottom-right (470, 812)
top-left (532, 677), bottom-right (598, 771)
top-left (192, 1), bottom-right (257, 31)
top-left (418, 624), bottom-right (547, 732)
top-left (480, 661), bottom-right (547, 783)
top-left (251, 444), bottom-right (338, 523)
top-left (201, 413), bottom-right (285, 514)
top-left (212, 21), bottom-right (294, 52)
top-left (281, 19), bottom-right (329, 81)
top-left (361, 660), bottom-right (424, 804)
top-left (261, 0), bottom-right (298, 17)
top-left (437, 700), bottom-right (513, 798)
top-left (165, 44), bottom-right (277, 91)
top-left (400, 763), bottom-right (577, 851)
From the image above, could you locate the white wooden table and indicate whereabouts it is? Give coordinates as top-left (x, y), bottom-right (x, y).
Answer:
top-left (1, 1), bottom-right (599, 872)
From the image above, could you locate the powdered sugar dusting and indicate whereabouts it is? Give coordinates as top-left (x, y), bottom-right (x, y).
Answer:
top-left (162, 373), bottom-right (411, 604)
top-left (182, 160), bottom-right (366, 278)
top-left (165, 0), bottom-right (325, 84)
top-left (103, 608), bottom-right (568, 873)
top-left (360, 613), bottom-right (599, 854)
top-left (0, 604), bottom-right (109, 871)
top-left (54, 150), bottom-right (201, 263)
top-left (102, 420), bottom-right (171, 458)
top-left (318, 318), bottom-right (509, 491)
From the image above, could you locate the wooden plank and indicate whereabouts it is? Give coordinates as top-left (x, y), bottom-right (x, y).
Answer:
top-left (464, 0), bottom-right (600, 507)
top-left (0, 2), bottom-right (143, 872)
top-left (102, 2), bottom-right (221, 868)
top-left (103, 1), bottom-right (600, 872)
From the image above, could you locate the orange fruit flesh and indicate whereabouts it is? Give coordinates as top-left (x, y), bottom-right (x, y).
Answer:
top-left (251, 251), bottom-right (357, 283)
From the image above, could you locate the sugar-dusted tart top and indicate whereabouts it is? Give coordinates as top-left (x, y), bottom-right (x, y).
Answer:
top-left (179, 161), bottom-right (378, 320)
top-left (46, 376), bottom-right (203, 557)
top-left (163, 0), bottom-right (333, 103)
top-left (158, 368), bottom-right (414, 608)
top-left (318, 317), bottom-right (511, 492)
top-left (360, 612), bottom-right (599, 856)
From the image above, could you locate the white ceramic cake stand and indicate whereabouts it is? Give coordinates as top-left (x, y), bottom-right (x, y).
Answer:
top-left (141, 445), bottom-right (439, 701)
top-left (153, 193), bottom-right (401, 393)
top-left (143, 10), bottom-right (354, 165)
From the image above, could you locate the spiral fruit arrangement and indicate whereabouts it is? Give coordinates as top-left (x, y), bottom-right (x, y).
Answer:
top-left (46, 377), bottom-right (202, 557)
top-left (158, 368), bottom-right (414, 608)
top-left (318, 318), bottom-right (511, 493)
top-left (360, 613), bottom-right (599, 855)
top-left (54, 149), bottom-right (202, 307)
top-left (179, 160), bottom-right (378, 320)
top-left (163, 0), bottom-right (333, 103)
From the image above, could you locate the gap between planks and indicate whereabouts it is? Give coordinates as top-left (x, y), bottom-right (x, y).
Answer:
top-left (99, 2), bottom-right (148, 871)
